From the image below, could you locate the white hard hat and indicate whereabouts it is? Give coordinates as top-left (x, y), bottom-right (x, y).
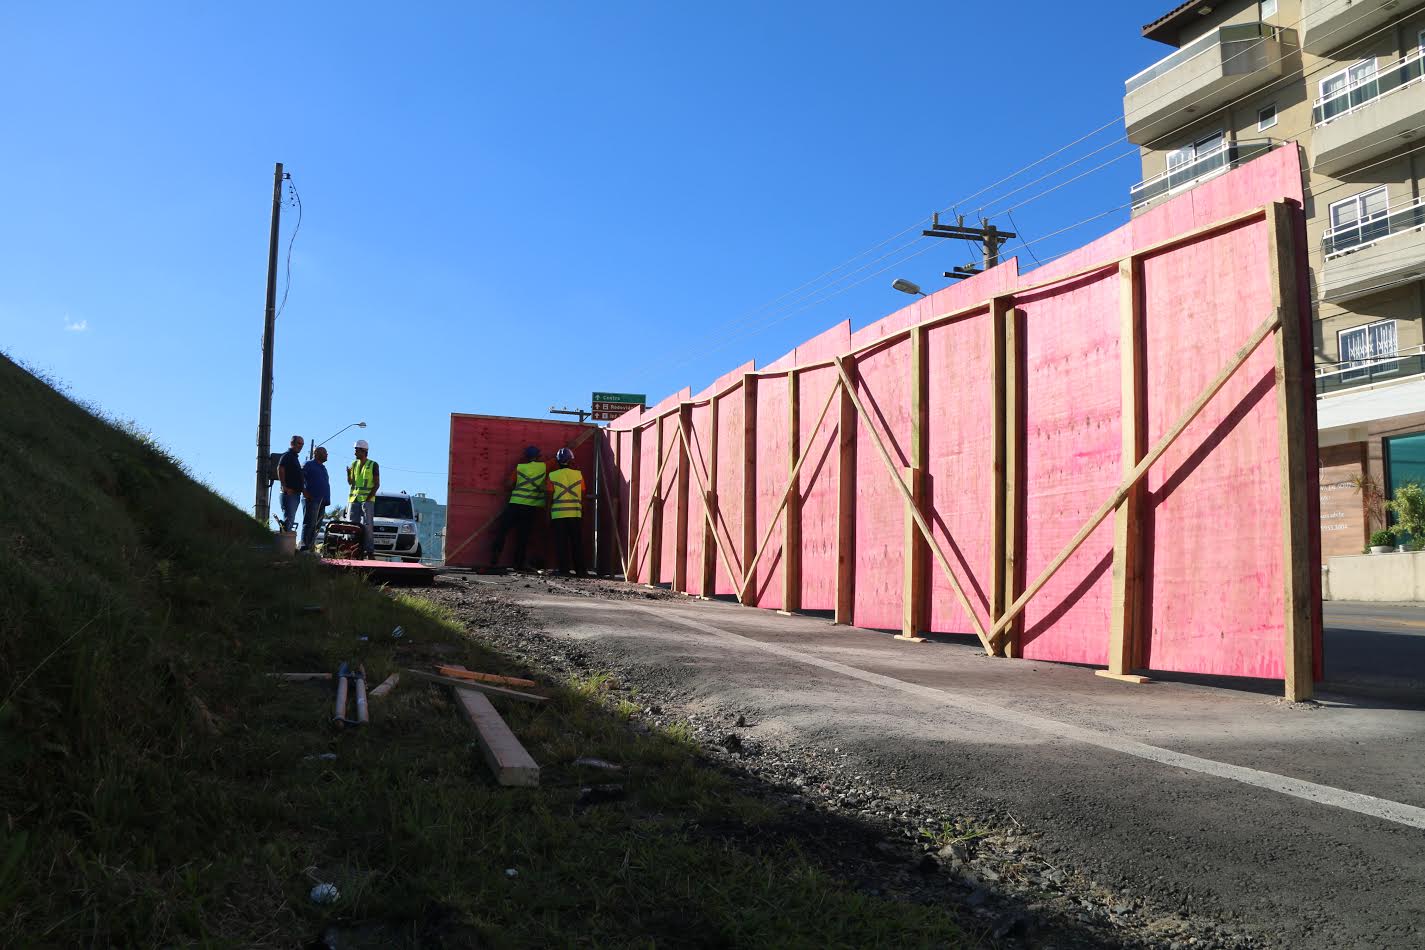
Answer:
top-left (354, 439), bottom-right (369, 450)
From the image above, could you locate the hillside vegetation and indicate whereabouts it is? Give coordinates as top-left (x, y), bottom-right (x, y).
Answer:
top-left (0, 355), bottom-right (967, 947)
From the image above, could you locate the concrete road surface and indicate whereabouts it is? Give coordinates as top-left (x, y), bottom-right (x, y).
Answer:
top-left (1323, 601), bottom-right (1425, 701)
top-left (489, 578), bottom-right (1425, 948)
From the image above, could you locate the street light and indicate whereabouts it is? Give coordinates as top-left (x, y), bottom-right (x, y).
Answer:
top-left (311, 421), bottom-right (366, 459)
top-left (891, 278), bottom-right (928, 297)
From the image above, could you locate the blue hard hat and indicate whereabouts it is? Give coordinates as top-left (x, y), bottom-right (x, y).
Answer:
top-left (555, 447), bottom-right (574, 463)
top-left (523, 446), bottom-right (540, 459)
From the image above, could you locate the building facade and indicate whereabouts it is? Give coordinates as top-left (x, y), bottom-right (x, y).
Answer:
top-left (410, 492), bottom-right (447, 563)
top-left (1127, 0), bottom-right (1425, 559)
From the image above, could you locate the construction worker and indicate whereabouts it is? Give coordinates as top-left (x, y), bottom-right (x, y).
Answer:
top-left (546, 446), bottom-right (586, 577)
top-left (347, 439), bottom-right (380, 558)
top-left (488, 446), bottom-right (545, 572)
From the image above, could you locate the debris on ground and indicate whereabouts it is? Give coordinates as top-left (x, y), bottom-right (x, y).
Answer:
top-left (577, 784), bottom-right (627, 807)
top-left (572, 757), bottom-right (622, 771)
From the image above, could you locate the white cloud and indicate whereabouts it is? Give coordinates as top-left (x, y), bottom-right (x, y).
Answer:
top-left (63, 317), bottom-right (87, 333)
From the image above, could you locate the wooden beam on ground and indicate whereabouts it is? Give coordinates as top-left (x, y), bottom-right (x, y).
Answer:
top-left (368, 673), bottom-right (399, 698)
top-left (453, 688), bottom-right (540, 787)
top-left (1099, 259), bottom-right (1151, 685)
top-left (437, 665), bottom-right (539, 689)
top-left (1268, 200), bottom-right (1314, 702)
top-left (898, 325), bottom-right (929, 642)
top-left (833, 356), bottom-right (992, 651)
top-left (782, 369), bottom-right (802, 614)
top-left (674, 403), bottom-right (692, 593)
top-left (404, 668), bottom-right (548, 705)
top-left (274, 672), bottom-right (332, 681)
top-left (740, 373), bottom-right (758, 605)
top-left (990, 310), bottom-right (1282, 646)
top-left (700, 397), bottom-right (720, 597)
top-left (835, 357), bottom-right (857, 625)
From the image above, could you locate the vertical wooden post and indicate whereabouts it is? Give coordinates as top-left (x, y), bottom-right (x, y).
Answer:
top-left (990, 302), bottom-right (1026, 658)
top-left (1269, 200), bottom-right (1314, 701)
top-left (701, 397), bottom-right (720, 597)
top-left (740, 374), bottom-right (758, 605)
top-left (626, 426), bottom-right (642, 582)
top-left (835, 357), bottom-right (858, 625)
top-left (647, 421), bottom-right (664, 588)
top-left (1099, 260), bottom-right (1151, 684)
top-left (674, 403), bottom-right (692, 593)
top-left (898, 326), bottom-right (929, 642)
top-left (782, 370), bottom-right (803, 614)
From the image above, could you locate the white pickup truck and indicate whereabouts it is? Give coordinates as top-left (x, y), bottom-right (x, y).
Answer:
top-left (370, 491), bottom-right (423, 562)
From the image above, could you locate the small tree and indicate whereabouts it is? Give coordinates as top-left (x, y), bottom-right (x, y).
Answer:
top-left (1350, 473), bottom-right (1388, 532)
top-left (1386, 483), bottom-right (1425, 551)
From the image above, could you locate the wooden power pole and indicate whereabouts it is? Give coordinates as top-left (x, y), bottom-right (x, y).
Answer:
top-left (922, 213), bottom-right (1015, 281)
top-left (253, 162), bottom-right (285, 522)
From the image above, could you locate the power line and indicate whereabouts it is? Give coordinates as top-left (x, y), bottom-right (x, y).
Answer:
top-left (275, 177), bottom-right (302, 321)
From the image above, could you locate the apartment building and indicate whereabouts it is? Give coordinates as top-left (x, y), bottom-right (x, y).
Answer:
top-left (1126, 0), bottom-right (1425, 558)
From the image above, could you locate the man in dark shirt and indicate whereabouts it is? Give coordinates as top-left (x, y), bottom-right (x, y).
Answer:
top-left (276, 435), bottom-right (305, 533)
top-left (300, 446), bottom-right (331, 553)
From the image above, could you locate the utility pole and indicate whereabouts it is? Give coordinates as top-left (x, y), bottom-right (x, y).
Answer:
top-left (549, 405), bottom-right (592, 423)
top-left (922, 213), bottom-right (1015, 281)
top-left (254, 162), bottom-right (286, 522)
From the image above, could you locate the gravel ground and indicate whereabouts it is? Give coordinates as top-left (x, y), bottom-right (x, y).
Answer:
top-left (413, 573), bottom-right (1272, 949)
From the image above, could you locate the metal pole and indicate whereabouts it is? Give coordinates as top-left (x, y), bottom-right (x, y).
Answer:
top-left (254, 162), bottom-right (284, 521)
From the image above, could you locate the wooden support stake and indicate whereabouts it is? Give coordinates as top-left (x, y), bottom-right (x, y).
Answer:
top-left (674, 404), bottom-right (692, 593)
top-left (990, 310), bottom-right (1282, 645)
top-left (648, 420), bottom-right (665, 587)
top-left (898, 325), bottom-right (929, 642)
top-left (701, 397), bottom-right (720, 596)
top-left (404, 668), bottom-right (548, 704)
top-left (833, 357), bottom-right (992, 650)
top-left (453, 688), bottom-right (540, 787)
top-left (740, 374), bottom-right (758, 605)
top-left (1099, 259), bottom-right (1151, 685)
top-left (783, 369), bottom-right (802, 614)
top-left (835, 357), bottom-right (857, 625)
top-left (1268, 200), bottom-right (1314, 702)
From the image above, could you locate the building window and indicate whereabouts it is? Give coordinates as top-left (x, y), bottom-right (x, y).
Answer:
top-left (1328, 186), bottom-right (1389, 254)
top-left (1337, 319), bottom-right (1398, 381)
top-left (1260, 0), bottom-right (1277, 18)
top-left (1257, 104), bottom-right (1277, 131)
top-left (1385, 432), bottom-right (1425, 503)
top-left (1319, 59), bottom-right (1379, 122)
top-left (1166, 130), bottom-right (1225, 169)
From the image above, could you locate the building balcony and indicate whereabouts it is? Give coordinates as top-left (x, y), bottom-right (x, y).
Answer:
top-left (1124, 24), bottom-right (1284, 145)
top-left (1313, 51), bottom-right (1425, 175)
top-left (1316, 345), bottom-right (1425, 396)
top-left (1320, 196), bottom-right (1425, 302)
top-left (1302, 0), bottom-right (1425, 56)
top-left (1130, 139), bottom-right (1276, 215)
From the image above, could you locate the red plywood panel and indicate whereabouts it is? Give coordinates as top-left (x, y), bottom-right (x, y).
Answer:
top-left (749, 371), bottom-right (789, 608)
top-left (657, 411), bottom-right (681, 585)
top-left (684, 399), bottom-right (711, 595)
top-left (851, 337), bottom-right (912, 631)
top-left (795, 322), bottom-right (850, 611)
top-left (1016, 270), bottom-right (1122, 665)
top-left (445, 415), bottom-right (598, 570)
top-left (925, 307), bottom-right (996, 635)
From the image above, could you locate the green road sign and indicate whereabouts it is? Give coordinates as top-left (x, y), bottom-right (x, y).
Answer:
top-left (591, 392), bottom-right (646, 405)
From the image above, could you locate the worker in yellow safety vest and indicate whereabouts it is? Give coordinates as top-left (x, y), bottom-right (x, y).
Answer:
top-left (488, 446), bottom-right (545, 572)
top-left (546, 446), bottom-right (586, 577)
top-left (347, 439), bottom-right (380, 558)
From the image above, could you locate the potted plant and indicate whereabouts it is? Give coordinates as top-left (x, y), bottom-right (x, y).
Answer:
top-left (1368, 530), bottom-right (1395, 554)
top-left (1385, 483), bottom-right (1425, 552)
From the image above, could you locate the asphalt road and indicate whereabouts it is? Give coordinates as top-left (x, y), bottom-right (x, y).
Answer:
top-left (489, 579), bottom-right (1425, 949)
top-left (1322, 601), bottom-right (1425, 701)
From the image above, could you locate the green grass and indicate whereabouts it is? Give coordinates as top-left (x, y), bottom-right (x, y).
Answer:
top-left (0, 354), bottom-right (968, 947)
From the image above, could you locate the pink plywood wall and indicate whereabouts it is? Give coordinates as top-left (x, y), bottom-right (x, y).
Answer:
top-left (601, 147), bottom-right (1315, 685)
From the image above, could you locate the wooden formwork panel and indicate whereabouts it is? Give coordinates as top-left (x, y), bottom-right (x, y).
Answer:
top-left (749, 360), bottom-right (792, 609)
top-left (684, 399), bottom-right (711, 596)
top-left (713, 380), bottom-right (747, 596)
top-left (794, 322), bottom-right (850, 612)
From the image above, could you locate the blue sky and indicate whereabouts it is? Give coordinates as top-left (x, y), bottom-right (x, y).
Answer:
top-left (0, 2), bottom-right (1160, 510)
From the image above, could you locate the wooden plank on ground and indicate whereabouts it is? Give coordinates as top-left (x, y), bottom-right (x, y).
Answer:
top-left (369, 673), bottom-right (399, 698)
top-left (404, 668), bottom-right (548, 704)
top-left (1268, 199), bottom-right (1314, 702)
top-left (437, 665), bottom-right (538, 689)
top-left (453, 688), bottom-right (540, 787)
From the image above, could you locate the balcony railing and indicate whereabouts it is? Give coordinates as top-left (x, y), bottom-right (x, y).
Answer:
top-left (1125, 23), bottom-right (1274, 94)
top-left (1130, 139), bottom-right (1276, 209)
top-left (1313, 50), bottom-right (1425, 126)
top-left (1316, 345), bottom-right (1425, 396)
top-left (1323, 196), bottom-right (1425, 257)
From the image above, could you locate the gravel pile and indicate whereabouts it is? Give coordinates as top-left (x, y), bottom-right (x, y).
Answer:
top-left (415, 575), bottom-right (1270, 950)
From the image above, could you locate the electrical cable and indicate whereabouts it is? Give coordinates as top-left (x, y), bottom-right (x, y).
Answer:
top-left (275, 177), bottom-right (302, 321)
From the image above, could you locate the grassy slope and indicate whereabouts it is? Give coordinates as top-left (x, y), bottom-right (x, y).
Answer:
top-left (0, 355), bottom-right (966, 947)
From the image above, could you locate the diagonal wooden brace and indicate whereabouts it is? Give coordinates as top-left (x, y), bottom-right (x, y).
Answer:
top-left (679, 425), bottom-right (746, 598)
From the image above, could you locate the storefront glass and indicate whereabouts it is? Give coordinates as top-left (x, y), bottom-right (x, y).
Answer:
top-left (1385, 431), bottom-right (1425, 496)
